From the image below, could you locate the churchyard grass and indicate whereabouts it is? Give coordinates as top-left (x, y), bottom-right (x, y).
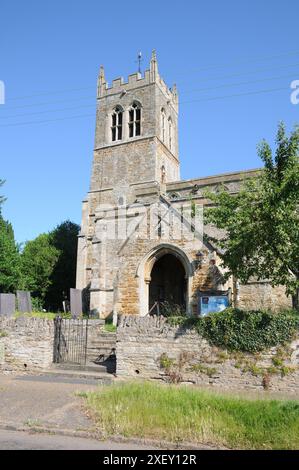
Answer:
top-left (14, 311), bottom-right (71, 320)
top-left (81, 381), bottom-right (299, 449)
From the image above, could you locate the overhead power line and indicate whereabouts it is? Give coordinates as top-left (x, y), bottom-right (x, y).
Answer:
top-left (0, 95), bottom-right (94, 111)
top-left (4, 48), bottom-right (299, 103)
top-left (0, 103), bottom-right (95, 120)
top-left (180, 85), bottom-right (288, 104)
top-left (8, 86), bottom-right (94, 102)
top-left (180, 73), bottom-right (297, 95)
top-left (174, 48), bottom-right (299, 75)
top-left (0, 72), bottom-right (295, 121)
top-left (0, 85), bottom-right (290, 128)
top-left (0, 113), bottom-right (95, 128)
top-left (1, 65), bottom-right (297, 117)
top-left (178, 61), bottom-right (299, 85)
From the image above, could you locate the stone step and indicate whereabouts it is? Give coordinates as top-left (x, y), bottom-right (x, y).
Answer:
top-left (43, 367), bottom-right (114, 382)
top-left (88, 345), bottom-right (116, 352)
top-left (90, 338), bottom-right (116, 343)
top-left (88, 344), bottom-right (116, 350)
top-left (96, 337), bottom-right (117, 342)
top-left (51, 363), bottom-right (108, 373)
top-left (88, 340), bottom-right (116, 347)
top-left (88, 355), bottom-right (115, 363)
top-left (97, 332), bottom-right (116, 337)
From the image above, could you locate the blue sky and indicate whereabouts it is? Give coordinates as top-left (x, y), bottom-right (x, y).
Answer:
top-left (0, 0), bottom-right (298, 243)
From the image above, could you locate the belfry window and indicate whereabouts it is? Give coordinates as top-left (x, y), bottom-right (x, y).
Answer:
top-left (111, 106), bottom-right (123, 141)
top-left (128, 102), bottom-right (141, 138)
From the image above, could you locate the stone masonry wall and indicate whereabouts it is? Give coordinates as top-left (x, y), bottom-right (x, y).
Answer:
top-left (0, 317), bottom-right (106, 371)
top-left (116, 315), bottom-right (299, 394)
top-left (238, 283), bottom-right (292, 312)
top-left (0, 316), bottom-right (55, 370)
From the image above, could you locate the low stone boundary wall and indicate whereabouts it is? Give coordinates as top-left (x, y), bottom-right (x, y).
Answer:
top-left (0, 316), bottom-right (55, 370)
top-left (116, 315), bottom-right (299, 394)
top-left (0, 316), bottom-right (107, 371)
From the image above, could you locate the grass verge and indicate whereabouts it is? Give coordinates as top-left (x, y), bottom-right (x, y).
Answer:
top-left (81, 381), bottom-right (299, 449)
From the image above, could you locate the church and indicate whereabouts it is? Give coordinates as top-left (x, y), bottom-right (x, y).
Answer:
top-left (76, 51), bottom-right (291, 318)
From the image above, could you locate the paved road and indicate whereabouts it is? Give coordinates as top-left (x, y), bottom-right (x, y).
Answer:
top-left (0, 429), bottom-right (148, 450)
top-left (0, 373), bottom-right (101, 432)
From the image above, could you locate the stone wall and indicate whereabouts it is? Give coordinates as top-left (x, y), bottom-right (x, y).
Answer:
top-left (238, 282), bottom-right (292, 312)
top-left (0, 316), bottom-right (55, 370)
top-left (0, 316), bottom-right (107, 371)
top-left (116, 315), bottom-right (299, 394)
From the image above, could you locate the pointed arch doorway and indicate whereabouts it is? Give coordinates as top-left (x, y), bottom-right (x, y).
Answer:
top-left (138, 244), bottom-right (192, 316)
top-left (149, 253), bottom-right (186, 313)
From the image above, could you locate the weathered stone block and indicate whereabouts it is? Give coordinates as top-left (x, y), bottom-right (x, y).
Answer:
top-left (0, 294), bottom-right (16, 316)
top-left (70, 288), bottom-right (82, 318)
top-left (17, 290), bottom-right (32, 314)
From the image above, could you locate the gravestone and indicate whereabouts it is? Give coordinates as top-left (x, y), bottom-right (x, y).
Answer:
top-left (0, 294), bottom-right (16, 316)
top-left (17, 290), bottom-right (32, 313)
top-left (70, 288), bottom-right (82, 319)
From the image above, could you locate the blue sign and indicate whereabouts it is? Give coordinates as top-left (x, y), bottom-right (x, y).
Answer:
top-left (199, 295), bottom-right (229, 316)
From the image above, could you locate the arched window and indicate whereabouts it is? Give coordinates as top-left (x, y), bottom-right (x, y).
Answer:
top-left (168, 117), bottom-right (172, 150)
top-left (111, 106), bottom-right (123, 141)
top-left (128, 102), bottom-right (141, 138)
top-left (161, 108), bottom-right (166, 142)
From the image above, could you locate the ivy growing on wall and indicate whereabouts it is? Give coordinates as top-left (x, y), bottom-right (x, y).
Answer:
top-left (168, 308), bottom-right (299, 353)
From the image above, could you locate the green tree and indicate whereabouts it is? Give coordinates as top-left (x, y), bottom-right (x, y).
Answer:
top-left (20, 233), bottom-right (60, 303)
top-left (0, 215), bottom-right (21, 292)
top-left (45, 220), bottom-right (80, 311)
top-left (205, 122), bottom-right (299, 310)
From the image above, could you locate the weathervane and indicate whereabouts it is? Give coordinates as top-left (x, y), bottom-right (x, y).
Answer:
top-left (136, 51), bottom-right (143, 74)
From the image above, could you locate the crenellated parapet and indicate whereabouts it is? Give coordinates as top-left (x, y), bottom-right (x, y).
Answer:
top-left (97, 50), bottom-right (178, 111)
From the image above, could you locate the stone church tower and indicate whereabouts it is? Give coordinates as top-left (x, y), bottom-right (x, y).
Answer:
top-left (76, 52), bottom-right (292, 318)
top-left (90, 50), bottom-right (180, 204)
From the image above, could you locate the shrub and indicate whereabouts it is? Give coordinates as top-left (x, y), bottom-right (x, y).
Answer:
top-left (203, 308), bottom-right (299, 352)
top-left (167, 308), bottom-right (299, 353)
top-left (31, 297), bottom-right (45, 312)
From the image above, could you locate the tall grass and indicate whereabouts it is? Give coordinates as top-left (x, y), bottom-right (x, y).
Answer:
top-left (83, 381), bottom-right (299, 449)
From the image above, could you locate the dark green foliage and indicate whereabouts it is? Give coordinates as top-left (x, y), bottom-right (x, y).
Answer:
top-left (0, 215), bottom-right (20, 292)
top-left (45, 220), bottom-right (80, 311)
top-left (0, 179), bottom-right (20, 292)
top-left (30, 296), bottom-right (45, 312)
top-left (201, 308), bottom-right (299, 352)
top-left (168, 308), bottom-right (299, 353)
top-left (20, 220), bottom-right (79, 311)
top-left (1, 179), bottom-right (78, 309)
top-left (20, 233), bottom-right (60, 301)
top-left (204, 123), bottom-right (299, 309)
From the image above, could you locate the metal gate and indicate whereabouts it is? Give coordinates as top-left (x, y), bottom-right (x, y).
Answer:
top-left (53, 317), bottom-right (88, 365)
